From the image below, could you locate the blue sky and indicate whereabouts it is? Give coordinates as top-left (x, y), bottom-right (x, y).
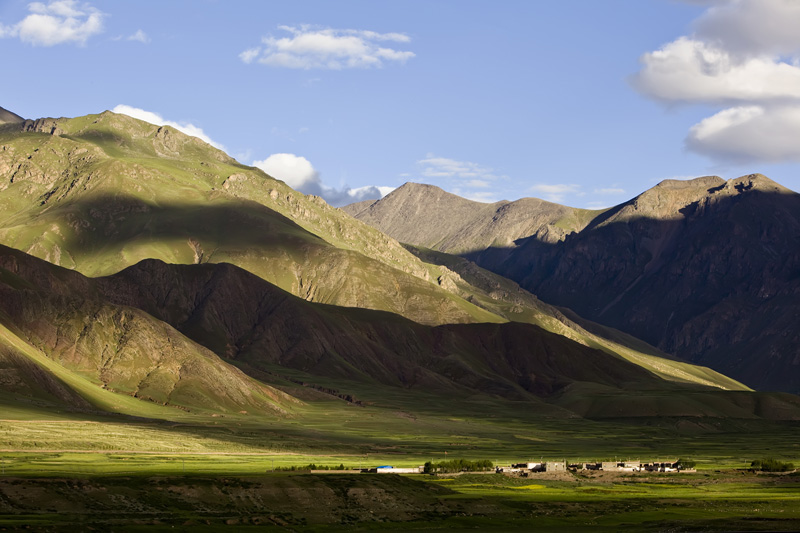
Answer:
top-left (2, 0), bottom-right (799, 207)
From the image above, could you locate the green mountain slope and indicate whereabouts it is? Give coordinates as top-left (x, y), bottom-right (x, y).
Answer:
top-left (0, 112), bottom-right (498, 326)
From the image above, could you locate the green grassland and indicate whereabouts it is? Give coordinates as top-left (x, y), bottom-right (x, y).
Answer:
top-left (0, 469), bottom-right (798, 531)
top-left (1, 336), bottom-right (799, 531)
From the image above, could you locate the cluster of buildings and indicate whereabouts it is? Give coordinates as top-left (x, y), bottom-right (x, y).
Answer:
top-left (497, 460), bottom-right (693, 474)
top-left (362, 460), bottom-right (693, 475)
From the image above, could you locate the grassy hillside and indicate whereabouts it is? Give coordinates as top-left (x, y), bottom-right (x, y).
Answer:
top-left (0, 112), bottom-right (499, 326)
top-left (0, 111), bottom-right (758, 395)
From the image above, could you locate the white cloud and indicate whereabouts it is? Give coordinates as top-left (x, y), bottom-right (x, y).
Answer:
top-left (111, 105), bottom-right (225, 150)
top-left (252, 153), bottom-right (392, 207)
top-left (127, 29), bottom-right (149, 44)
top-left (633, 0), bottom-right (800, 162)
top-left (693, 0), bottom-right (800, 58)
top-left (239, 47), bottom-right (260, 64)
top-left (594, 187), bottom-right (626, 195)
top-left (529, 183), bottom-right (581, 203)
top-left (632, 37), bottom-right (800, 104)
top-left (686, 104), bottom-right (800, 162)
top-left (0, 0), bottom-right (105, 46)
top-left (253, 153), bottom-right (319, 191)
top-left (240, 25), bottom-right (415, 70)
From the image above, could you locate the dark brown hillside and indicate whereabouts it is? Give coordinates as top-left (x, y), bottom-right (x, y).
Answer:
top-left (3, 244), bottom-right (798, 420)
top-left (93, 258), bottom-right (800, 419)
top-left (482, 175), bottom-right (800, 393)
top-left (96, 258), bottom-right (663, 400)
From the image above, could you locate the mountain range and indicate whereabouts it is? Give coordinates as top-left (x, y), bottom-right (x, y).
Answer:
top-left (346, 177), bottom-right (800, 394)
top-left (0, 108), bottom-right (798, 430)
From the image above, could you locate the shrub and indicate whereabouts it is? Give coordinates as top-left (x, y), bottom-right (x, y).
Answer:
top-left (674, 458), bottom-right (696, 469)
top-left (423, 459), bottom-right (493, 474)
top-left (750, 458), bottom-right (794, 472)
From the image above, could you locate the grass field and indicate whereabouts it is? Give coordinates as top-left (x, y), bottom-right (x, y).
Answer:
top-left (0, 469), bottom-right (798, 531)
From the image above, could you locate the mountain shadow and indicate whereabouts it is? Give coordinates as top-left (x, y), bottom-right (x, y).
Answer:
top-left (464, 175), bottom-right (800, 393)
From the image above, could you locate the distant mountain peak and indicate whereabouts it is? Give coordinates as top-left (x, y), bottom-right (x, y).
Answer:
top-left (388, 181), bottom-right (497, 204)
top-left (0, 106), bottom-right (25, 125)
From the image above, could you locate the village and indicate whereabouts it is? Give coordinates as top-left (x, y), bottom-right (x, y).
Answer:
top-left (361, 459), bottom-right (696, 475)
top-left (497, 459), bottom-right (696, 475)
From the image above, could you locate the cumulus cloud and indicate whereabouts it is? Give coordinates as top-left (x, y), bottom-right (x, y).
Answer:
top-left (632, 37), bottom-right (800, 104)
top-left (529, 183), bottom-right (581, 203)
top-left (0, 0), bottom-right (104, 46)
top-left (252, 153), bottom-right (319, 191)
top-left (693, 0), bottom-right (800, 58)
top-left (632, 0), bottom-right (800, 163)
top-left (686, 104), bottom-right (800, 162)
top-left (240, 25), bottom-right (414, 69)
top-left (111, 105), bottom-right (225, 150)
top-left (252, 153), bottom-right (392, 207)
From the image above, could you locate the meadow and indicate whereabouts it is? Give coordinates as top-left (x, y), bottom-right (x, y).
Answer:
top-left (2, 382), bottom-right (800, 531)
top-left (0, 469), bottom-right (798, 531)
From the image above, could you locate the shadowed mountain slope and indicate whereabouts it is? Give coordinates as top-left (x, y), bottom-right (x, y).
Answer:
top-left (6, 242), bottom-right (795, 423)
top-left (494, 174), bottom-right (800, 393)
top-left (348, 175), bottom-right (800, 393)
top-left (95, 257), bottom-right (665, 400)
top-left (89, 255), bottom-right (800, 420)
top-left (0, 245), bottom-right (296, 416)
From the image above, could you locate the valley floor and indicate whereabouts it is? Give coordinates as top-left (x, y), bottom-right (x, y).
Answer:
top-left (0, 470), bottom-right (799, 531)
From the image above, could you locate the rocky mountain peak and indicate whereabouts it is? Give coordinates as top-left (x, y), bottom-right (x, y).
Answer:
top-left (723, 173), bottom-right (794, 195)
